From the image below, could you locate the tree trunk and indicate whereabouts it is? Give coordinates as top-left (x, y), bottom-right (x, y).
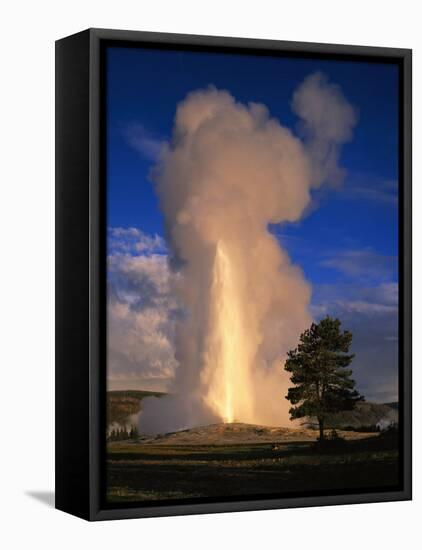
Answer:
top-left (318, 418), bottom-right (324, 441)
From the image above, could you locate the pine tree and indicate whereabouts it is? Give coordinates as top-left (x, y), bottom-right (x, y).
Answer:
top-left (284, 316), bottom-right (363, 441)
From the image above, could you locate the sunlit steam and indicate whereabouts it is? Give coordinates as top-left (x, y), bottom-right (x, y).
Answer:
top-left (202, 241), bottom-right (255, 423)
top-left (140, 76), bottom-right (356, 434)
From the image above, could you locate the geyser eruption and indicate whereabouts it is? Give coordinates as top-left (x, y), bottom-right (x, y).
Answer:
top-left (203, 241), bottom-right (255, 424)
top-left (140, 74), bottom-right (356, 433)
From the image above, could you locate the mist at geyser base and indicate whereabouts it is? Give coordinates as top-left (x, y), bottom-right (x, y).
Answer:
top-left (140, 73), bottom-right (356, 434)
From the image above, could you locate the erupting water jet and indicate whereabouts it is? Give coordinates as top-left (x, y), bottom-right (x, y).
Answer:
top-left (202, 241), bottom-right (256, 424)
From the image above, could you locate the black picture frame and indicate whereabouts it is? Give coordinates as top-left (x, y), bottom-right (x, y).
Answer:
top-left (55, 28), bottom-right (412, 521)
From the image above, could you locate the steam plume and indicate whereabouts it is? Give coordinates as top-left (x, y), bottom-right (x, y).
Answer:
top-left (140, 74), bottom-right (356, 433)
top-left (292, 72), bottom-right (357, 186)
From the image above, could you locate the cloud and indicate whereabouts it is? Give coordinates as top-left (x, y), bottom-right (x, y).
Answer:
top-left (124, 123), bottom-right (164, 160)
top-left (320, 248), bottom-right (397, 282)
top-left (311, 282), bottom-right (398, 403)
top-left (108, 227), bottom-right (167, 256)
top-left (342, 176), bottom-right (398, 205)
top-left (292, 72), bottom-right (357, 187)
top-left (107, 227), bottom-right (177, 391)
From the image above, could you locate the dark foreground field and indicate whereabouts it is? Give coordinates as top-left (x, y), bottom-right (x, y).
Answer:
top-left (106, 424), bottom-right (399, 503)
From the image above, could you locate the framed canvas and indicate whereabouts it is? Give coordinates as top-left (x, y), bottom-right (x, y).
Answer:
top-left (55, 28), bottom-right (412, 521)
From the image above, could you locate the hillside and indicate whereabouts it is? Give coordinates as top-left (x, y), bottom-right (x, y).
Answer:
top-left (384, 402), bottom-right (399, 411)
top-left (135, 422), bottom-right (378, 446)
top-left (107, 390), bottom-right (165, 426)
top-left (322, 401), bottom-right (398, 430)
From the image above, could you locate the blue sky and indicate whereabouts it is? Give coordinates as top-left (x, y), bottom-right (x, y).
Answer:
top-left (106, 46), bottom-right (399, 402)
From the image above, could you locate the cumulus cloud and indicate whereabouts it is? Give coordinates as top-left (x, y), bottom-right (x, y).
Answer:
top-left (107, 228), bottom-right (177, 392)
top-left (108, 227), bottom-right (167, 256)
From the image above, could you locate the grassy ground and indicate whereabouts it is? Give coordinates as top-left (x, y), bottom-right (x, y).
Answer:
top-left (106, 431), bottom-right (399, 503)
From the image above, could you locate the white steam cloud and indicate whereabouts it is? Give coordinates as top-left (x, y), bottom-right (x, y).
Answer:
top-left (140, 74), bottom-right (356, 433)
top-left (292, 72), bottom-right (357, 186)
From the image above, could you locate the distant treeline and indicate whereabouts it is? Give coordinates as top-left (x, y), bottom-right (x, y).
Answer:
top-left (329, 422), bottom-right (398, 433)
top-left (108, 390), bottom-right (166, 400)
top-left (108, 425), bottom-right (139, 442)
